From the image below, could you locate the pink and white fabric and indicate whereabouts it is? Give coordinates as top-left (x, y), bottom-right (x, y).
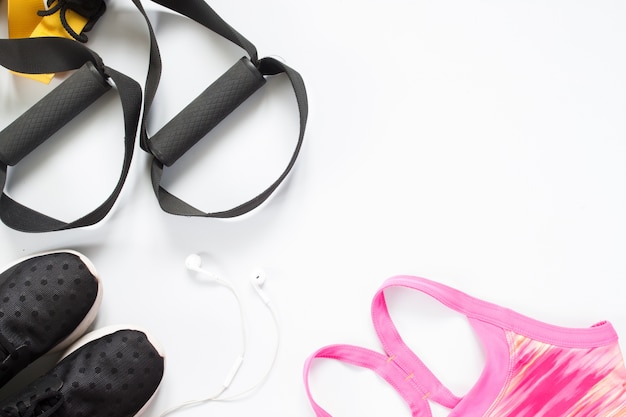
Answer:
top-left (303, 276), bottom-right (626, 416)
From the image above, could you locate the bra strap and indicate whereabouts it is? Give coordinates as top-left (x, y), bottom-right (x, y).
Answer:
top-left (0, 37), bottom-right (141, 232)
top-left (303, 345), bottom-right (432, 417)
top-left (135, 0), bottom-right (308, 218)
top-left (371, 276), bottom-right (469, 409)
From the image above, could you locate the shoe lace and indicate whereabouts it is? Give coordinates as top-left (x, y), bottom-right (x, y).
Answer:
top-left (36, 0), bottom-right (106, 42)
top-left (0, 391), bottom-right (64, 417)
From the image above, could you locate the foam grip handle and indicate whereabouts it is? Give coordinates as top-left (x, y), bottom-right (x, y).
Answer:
top-left (148, 57), bottom-right (266, 167)
top-left (0, 62), bottom-right (111, 166)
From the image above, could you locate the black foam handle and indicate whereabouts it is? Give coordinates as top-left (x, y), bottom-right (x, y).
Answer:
top-left (148, 57), bottom-right (266, 167)
top-left (0, 62), bottom-right (111, 166)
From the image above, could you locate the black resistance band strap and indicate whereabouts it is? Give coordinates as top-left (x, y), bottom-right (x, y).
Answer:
top-left (0, 37), bottom-right (141, 232)
top-left (136, 0), bottom-right (309, 217)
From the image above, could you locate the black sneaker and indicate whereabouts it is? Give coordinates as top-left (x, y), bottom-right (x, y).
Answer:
top-left (0, 250), bottom-right (102, 387)
top-left (0, 326), bottom-right (165, 417)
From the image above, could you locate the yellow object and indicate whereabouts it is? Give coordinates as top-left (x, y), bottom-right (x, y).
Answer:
top-left (7, 0), bottom-right (44, 38)
top-left (7, 0), bottom-right (90, 83)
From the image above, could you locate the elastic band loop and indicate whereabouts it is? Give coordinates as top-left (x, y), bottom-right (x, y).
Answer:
top-left (0, 38), bottom-right (141, 232)
top-left (136, 0), bottom-right (308, 218)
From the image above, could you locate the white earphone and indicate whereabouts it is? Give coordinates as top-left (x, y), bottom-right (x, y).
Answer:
top-left (249, 268), bottom-right (270, 305)
top-left (161, 254), bottom-right (280, 417)
top-left (184, 253), bottom-right (203, 271)
top-left (184, 254), bottom-right (227, 285)
top-left (184, 254), bottom-right (272, 305)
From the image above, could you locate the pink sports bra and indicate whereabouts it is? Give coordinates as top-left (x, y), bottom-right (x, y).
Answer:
top-left (303, 276), bottom-right (626, 416)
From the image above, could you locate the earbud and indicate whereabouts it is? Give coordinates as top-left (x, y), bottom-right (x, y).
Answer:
top-left (250, 268), bottom-right (266, 287)
top-left (184, 254), bottom-right (221, 283)
top-left (250, 269), bottom-right (270, 305)
top-left (185, 253), bottom-right (203, 271)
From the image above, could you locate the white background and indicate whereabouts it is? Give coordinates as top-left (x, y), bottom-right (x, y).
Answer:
top-left (1, 1), bottom-right (626, 416)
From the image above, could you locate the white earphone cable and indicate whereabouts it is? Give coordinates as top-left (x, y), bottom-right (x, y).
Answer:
top-left (158, 256), bottom-right (280, 417)
top-left (214, 301), bottom-right (280, 401)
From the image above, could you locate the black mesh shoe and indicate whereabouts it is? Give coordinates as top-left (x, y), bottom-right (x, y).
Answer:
top-left (0, 251), bottom-right (102, 387)
top-left (0, 326), bottom-right (165, 417)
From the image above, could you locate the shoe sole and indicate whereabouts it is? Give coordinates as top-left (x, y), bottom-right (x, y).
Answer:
top-left (61, 324), bottom-right (166, 417)
top-left (0, 249), bottom-right (103, 355)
